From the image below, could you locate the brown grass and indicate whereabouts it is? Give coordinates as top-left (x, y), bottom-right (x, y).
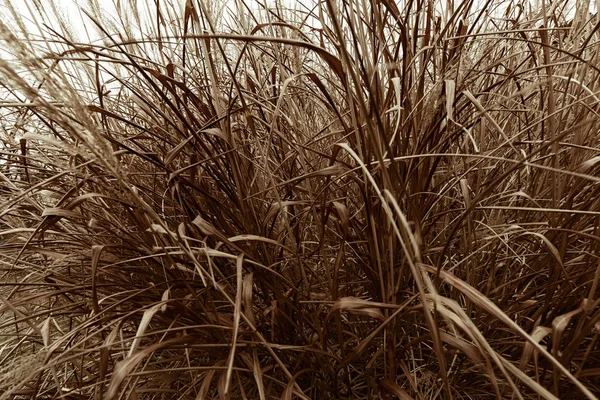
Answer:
top-left (1, 0), bottom-right (600, 398)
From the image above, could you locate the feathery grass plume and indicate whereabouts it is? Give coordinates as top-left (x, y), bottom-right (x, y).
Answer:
top-left (1, 0), bottom-right (600, 398)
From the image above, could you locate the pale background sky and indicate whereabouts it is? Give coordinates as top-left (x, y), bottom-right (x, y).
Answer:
top-left (1, 0), bottom-right (593, 48)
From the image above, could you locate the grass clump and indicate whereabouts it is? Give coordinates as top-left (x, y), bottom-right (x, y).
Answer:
top-left (1, 0), bottom-right (600, 398)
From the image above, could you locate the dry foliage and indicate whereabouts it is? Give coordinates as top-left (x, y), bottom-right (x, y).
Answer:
top-left (1, 0), bottom-right (600, 398)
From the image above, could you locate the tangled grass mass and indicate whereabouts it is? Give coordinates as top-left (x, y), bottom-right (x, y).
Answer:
top-left (2, 0), bottom-right (600, 398)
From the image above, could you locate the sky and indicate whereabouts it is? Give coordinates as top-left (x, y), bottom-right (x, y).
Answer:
top-left (1, 0), bottom-right (593, 46)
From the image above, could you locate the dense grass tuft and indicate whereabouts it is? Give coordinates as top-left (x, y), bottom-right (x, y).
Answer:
top-left (2, 0), bottom-right (600, 398)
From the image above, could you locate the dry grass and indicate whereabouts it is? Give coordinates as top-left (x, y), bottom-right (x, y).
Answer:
top-left (1, 0), bottom-right (600, 398)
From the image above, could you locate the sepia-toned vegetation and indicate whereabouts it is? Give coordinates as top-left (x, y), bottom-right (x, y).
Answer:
top-left (1, 0), bottom-right (600, 398)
